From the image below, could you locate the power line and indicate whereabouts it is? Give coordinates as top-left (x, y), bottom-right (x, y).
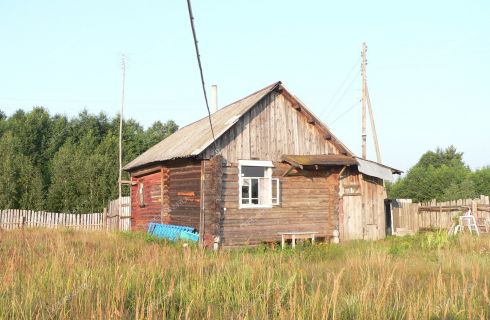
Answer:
top-left (319, 58), bottom-right (360, 119)
top-left (324, 73), bottom-right (359, 121)
top-left (186, 0), bottom-right (218, 154)
top-left (329, 99), bottom-right (361, 126)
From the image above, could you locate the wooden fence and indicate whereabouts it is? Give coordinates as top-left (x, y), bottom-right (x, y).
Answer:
top-left (0, 197), bottom-right (131, 232)
top-left (391, 195), bottom-right (490, 235)
top-left (106, 196), bottom-right (131, 231)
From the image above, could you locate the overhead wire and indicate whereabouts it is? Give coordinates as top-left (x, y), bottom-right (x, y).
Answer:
top-left (323, 72), bottom-right (359, 121)
top-left (319, 58), bottom-right (360, 119)
top-left (329, 99), bottom-right (362, 126)
top-left (186, 0), bottom-right (218, 154)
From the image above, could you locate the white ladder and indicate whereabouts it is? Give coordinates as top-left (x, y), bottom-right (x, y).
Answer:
top-left (454, 212), bottom-right (480, 236)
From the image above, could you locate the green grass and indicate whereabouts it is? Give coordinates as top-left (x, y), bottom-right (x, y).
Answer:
top-left (1, 229), bottom-right (490, 319)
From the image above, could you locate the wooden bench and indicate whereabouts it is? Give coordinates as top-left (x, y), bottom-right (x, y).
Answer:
top-left (277, 231), bottom-right (319, 248)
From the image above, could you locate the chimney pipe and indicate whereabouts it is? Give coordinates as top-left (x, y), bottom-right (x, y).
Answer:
top-left (211, 84), bottom-right (218, 112)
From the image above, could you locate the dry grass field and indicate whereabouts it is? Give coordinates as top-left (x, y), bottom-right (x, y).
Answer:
top-left (1, 228), bottom-right (489, 319)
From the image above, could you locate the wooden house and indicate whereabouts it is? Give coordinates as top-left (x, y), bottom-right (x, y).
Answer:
top-left (123, 82), bottom-right (401, 247)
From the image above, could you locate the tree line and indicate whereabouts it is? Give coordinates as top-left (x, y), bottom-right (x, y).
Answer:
top-left (0, 107), bottom-right (178, 213)
top-left (387, 146), bottom-right (490, 202)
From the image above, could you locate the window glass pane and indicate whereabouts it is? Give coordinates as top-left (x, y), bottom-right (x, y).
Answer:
top-left (242, 166), bottom-right (265, 177)
top-left (251, 198), bottom-right (259, 204)
top-left (251, 179), bottom-right (259, 199)
top-left (241, 179), bottom-right (250, 203)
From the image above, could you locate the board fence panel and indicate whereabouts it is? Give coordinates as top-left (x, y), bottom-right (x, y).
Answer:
top-left (0, 197), bottom-right (131, 232)
top-left (392, 195), bottom-right (490, 235)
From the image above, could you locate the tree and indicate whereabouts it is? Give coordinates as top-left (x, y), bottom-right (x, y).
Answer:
top-left (471, 167), bottom-right (490, 196)
top-left (0, 107), bottom-right (178, 212)
top-left (0, 132), bottom-right (44, 209)
top-left (388, 146), bottom-right (472, 202)
top-left (145, 120), bottom-right (179, 149)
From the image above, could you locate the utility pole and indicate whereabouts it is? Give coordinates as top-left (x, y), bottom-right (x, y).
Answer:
top-left (118, 54), bottom-right (126, 217)
top-left (361, 43), bottom-right (367, 160)
top-left (361, 42), bottom-right (382, 163)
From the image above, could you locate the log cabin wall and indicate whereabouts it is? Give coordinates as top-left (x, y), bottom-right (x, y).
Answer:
top-left (202, 92), bottom-right (342, 163)
top-left (167, 160), bottom-right (202, 229)
top-left (131, 167), bottom-right (164, 231)
top-left (220, 162), bottom-right (340, 247)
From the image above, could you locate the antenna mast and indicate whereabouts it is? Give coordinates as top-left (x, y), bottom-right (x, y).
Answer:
top-left (361, 43), bottom-right (382, 163)
top-left (118, 54), bottom-right (126, 216)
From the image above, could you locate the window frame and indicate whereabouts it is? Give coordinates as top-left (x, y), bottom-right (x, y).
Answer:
top-left (238, 160), bottom-right (280, 209)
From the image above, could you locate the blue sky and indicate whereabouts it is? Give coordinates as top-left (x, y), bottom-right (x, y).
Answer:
top-left (1, 1), bottom-right (489, 171)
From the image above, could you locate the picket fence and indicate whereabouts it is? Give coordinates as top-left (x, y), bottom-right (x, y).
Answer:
top-left (0, 197), bottom-right (131, 232)
top-left (391, 195), bottom-right (490, 235)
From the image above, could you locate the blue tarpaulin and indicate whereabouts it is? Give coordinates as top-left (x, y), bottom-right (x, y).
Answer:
top-left (147, 223), bottom-right (199, 242)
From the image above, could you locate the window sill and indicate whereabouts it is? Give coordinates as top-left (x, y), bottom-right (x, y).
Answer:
top-left (239, 205), bottom-right (273, 209)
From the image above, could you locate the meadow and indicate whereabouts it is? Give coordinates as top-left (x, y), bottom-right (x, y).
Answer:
top-left (1, 229), bottom-right (489, 319)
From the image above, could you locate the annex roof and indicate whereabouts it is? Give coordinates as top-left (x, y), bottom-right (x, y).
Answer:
top-left (281, 154), bottom-right (358, 167)
top-left (281, 154), bottom-right (402, 182)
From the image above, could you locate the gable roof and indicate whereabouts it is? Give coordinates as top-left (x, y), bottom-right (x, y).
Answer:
top-left (124, 81), bottom-right (353, 171)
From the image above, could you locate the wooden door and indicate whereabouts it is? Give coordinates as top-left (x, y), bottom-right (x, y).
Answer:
top-left (342, 194), bottom-right (364, 240)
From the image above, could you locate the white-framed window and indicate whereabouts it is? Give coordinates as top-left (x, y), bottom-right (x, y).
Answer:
top-left (238, 160), bottom-right (280, 208)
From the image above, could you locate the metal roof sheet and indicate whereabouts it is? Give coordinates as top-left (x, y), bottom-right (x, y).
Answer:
top-left (355, 157), bottom-right (403, 182)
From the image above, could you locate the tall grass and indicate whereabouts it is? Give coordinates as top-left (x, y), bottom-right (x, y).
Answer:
top-left (1, 228), bottom-right (489, 319)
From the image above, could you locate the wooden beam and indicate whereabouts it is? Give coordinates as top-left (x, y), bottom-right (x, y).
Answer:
top-left (119, 179), bottom-right (137, 186)
top-left (130, 166), bottom-right (162, 177)
top-left (307, 118), bottom-right (315, 124)
top-left (324, 133), bottom-right (332, 140)
top-left (282, 165), bottom-right (296, 177)
top-left (293, 104), bottom-right (301, 110)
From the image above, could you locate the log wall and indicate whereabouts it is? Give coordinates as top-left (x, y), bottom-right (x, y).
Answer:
top-left (131, 168), bottom-right (163, 231)
top-left (167, 160), bottom-right (201, 229)
top-left (220, 162), bottom-right (339, 247)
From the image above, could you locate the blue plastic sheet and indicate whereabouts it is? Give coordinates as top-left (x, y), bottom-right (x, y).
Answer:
top-left (147, 223), bottom-right (199, 242)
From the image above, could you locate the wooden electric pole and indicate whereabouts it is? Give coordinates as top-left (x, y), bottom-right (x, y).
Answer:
top-left (361, 42), bottom-right (382, 163)
top-left (118, 54), bottom-right (126, 217)
top-left (361, 43), bottom-right (367, 159)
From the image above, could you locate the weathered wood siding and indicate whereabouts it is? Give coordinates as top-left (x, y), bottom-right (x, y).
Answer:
top-left (202, 92), bottom-right (342, 162)
top-left (361, 175), bottom-right (386, 240)
top-left (221, 162), bottom-right (339, 247)
top-left (340, 168), bottom-right (387, 240)
top-left (131, 168), bottom-right (163, 231)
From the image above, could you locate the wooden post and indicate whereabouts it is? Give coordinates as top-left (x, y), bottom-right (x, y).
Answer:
top-left (103, 207), bottom-right (107, 230)
top-left (361, 43), bottom-right (367, 159)
top-left (472, 200), bottom-right (478, 218)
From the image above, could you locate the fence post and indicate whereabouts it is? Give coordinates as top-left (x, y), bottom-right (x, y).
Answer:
top-left (472, 200), bottom-right (478, 218)
top-left (103, 207), bottom-right (107, 231)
